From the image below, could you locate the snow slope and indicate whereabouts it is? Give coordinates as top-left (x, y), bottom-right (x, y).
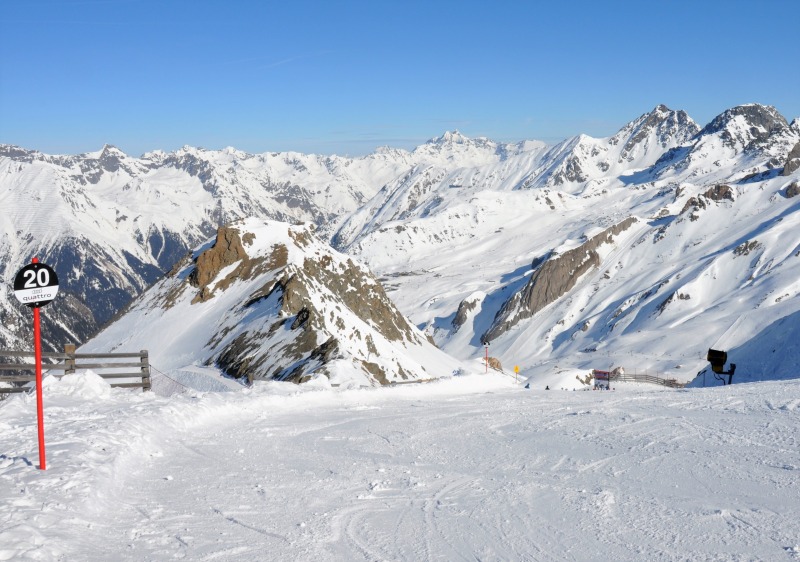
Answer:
top-left (0, 372), bottom-right (798, 560)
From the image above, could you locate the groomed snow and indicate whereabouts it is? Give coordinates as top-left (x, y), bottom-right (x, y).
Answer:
top-left (1, 371), bottom-right (798, 561)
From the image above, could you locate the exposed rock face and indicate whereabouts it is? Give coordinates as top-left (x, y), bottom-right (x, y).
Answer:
top-left (733, 240), bottom-right (762, 257)
top-left (483, 217), bottom-right (638, 342)
top-left (680, 197), bottom-right (706, 219)
top-left (784, 142), bottom-right (800, 176)
top-left (703, 184), bottom-right (735, 202)
top-left (696, 104), bottom-right (790, 151)
top-left (188, 226), bottom-right (258, 303)
top-left (300, 255), bottom-right (416, 343)
top-left (452, 296), bottom-right (480, 332)
top-left (553, 155), bottom-right (589, 185)
top-left (786, 181), bottom-right (800, 198)
top-left (189, 227), bottom-right (249, 288)
top-left (680, 184), bottom-right (735, 219)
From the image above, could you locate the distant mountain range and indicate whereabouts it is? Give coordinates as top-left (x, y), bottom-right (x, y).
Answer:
top-left (2, 103), bottom-right (799, 386)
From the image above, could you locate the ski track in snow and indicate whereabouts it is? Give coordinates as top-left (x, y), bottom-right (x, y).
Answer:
top-left (0, 374), bottom-right (799, 561)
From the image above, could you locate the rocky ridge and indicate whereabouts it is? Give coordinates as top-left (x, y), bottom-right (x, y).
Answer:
top-left (483, 217), bottom-right (639, 342)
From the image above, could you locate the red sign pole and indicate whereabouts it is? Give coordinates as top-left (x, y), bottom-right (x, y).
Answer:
top-left (13, 256), bottom-right (58, 471)
top-left (31, 257), bottom-right (46, 470)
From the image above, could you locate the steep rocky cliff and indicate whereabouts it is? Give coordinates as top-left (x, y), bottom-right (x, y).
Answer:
top-left (483, 217), bottom-right (638, 342)
top-left (784, 142), bottom-right (800, 176)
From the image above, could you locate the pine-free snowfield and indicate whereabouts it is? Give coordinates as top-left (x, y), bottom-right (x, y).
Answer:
top-left (1, 373), bottom-right (799, 561)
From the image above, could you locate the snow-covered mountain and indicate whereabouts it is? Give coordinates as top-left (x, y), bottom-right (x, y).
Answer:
top-left (82, 218), bottom-right (461, 387)
top-left (330, 104), bottom-right (800, 386)
top-left (0, 144), bottom-right (407, 351)
top-left (332, 104), bottom-right (700, 252)
top-left (2, 102), bottom-right (800, 388)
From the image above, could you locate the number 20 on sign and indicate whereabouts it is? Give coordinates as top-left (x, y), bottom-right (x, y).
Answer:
top-left (13, 258), bottom-right (59, 470)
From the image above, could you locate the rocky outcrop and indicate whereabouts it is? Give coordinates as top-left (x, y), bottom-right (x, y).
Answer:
top-left (703, 184), bottom-right (735, 202)
top-left (680, 184), bottom-right (735, 219)
top-left (189, 226), bottom-right (249, 288)
top-left (784, 142), bottom-right (800, 176)
top-left (452, 296), bottom-right (480, 332)
top-left (733, 240), bottom-right (762, 257)
top-left (483, 217), bottom-right (638, 342)
top-left (188, 226), bottom-right (257, 303)
top-left (299, 256), bottom-right (416, 343)
top-left (786, 181), bottom-right (800, 198)
top-left (552, 155), bottom-right (589, 185)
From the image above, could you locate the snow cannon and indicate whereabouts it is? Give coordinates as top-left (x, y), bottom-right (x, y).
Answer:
top-left (707, 349), bottom-right (727, 374)
top-left (706, 349), bottom-right (736, 385)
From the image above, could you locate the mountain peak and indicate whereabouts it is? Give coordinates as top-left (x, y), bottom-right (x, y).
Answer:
top-left (429, 130), bottom-right (472, 145)
top-left (611, 104), bottom-right (699, 163)
top-left (0, 144), bottom-right (36, 159)
top-left (101, 143), bottom-right (123, 153)
top-left (81, 144), bottom-right (124, 159)
top-left (698, 104), bottom-right (789, 148)
top-left (618, 104), bottom-right (696, 134)
top-left (412, 130), bottom-right (503, 164)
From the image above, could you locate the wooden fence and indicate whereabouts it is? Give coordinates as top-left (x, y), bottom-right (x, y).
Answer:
top-left (0, 345), bottom-right (150, 394)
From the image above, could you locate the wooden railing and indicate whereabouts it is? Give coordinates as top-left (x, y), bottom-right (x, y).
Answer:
top-left (0, 346), bottom-right (150, 394)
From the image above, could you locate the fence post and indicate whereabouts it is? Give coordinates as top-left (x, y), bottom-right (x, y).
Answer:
top-left (140, 350), bottom-right (151, 392)
top-left (64, 344), bottom-right (76, 375)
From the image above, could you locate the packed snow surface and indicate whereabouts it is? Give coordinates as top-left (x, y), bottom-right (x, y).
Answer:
top-left (1, 371), bottom-right (798, 561)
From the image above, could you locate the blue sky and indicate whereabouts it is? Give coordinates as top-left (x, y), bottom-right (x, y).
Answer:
top-left (2, 0), bottom-right (798, 156)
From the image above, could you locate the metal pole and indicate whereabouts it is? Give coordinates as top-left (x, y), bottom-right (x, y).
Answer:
top-left (32, 258), bottom-right (46, 470)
